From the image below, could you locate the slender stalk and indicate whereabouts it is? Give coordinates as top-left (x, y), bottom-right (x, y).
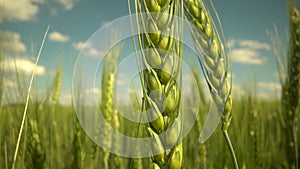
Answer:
top-left (11, 25), bottom-right (49, 169)
top-left (223, 130), bottom-right (239, 169)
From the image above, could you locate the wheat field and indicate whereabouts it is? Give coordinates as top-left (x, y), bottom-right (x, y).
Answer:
top-left (0, 0), bottom-right (299, 169)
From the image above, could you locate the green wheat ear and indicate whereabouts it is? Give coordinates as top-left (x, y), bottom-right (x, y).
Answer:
top-left (52, 67), bottom-right (62, 106)
top-left (27, 119), bottom-right (46, 169)
top-left (283, 4), bottom-right (300, 169)
top-left (183, 0), bottom-right (238, 168)
top-left (269, 4), bottom-right (300, 169)
top-left (100, 30), bottom-right (123, 169)
top-left (72, 118), bottom-right (85, 169)
top-left (131, 0), bottom-right (184, 168)
top-left (184, 0), bottom-right (232, 130)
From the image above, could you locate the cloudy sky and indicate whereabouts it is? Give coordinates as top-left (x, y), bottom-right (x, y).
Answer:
top-left (0, 0), bottom-right (293, 104)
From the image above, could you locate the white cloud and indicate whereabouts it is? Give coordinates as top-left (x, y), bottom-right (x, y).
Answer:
top-left (257, 81), bottom-right (281, 91)
top-left (73, 41), bottom-right (89, 51)
top-left (0, 0), bottom-right (78, 23)
top-left (86, 48), bottom-right (103, 56)
top-left (49, 31), bottom-right (70, 42)
top-left (231, 48), bottom-right (268, 65)
top-left (0, 31), bottom-right (27, 53)
top-left (239, 40), bottom-right (271, 51)
top-left (73, 41), bottom-right (104, 57)
top-left (1, 57), bottom-right (46, 76)
top-left (228, 39), bottom-right (270, 65)
top-left (54, 0), bottom-right (79, 10)
top-left (0, 0), bottom-right (44, 23)
top-left (228, 39), bottom-right (271, 51)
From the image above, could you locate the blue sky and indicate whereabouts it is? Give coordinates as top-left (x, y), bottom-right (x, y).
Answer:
top-left (0, 0), bottom-right (294, 104)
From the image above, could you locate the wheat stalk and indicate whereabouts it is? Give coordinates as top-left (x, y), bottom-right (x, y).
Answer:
top-left (183, 0), bottom-right (238, 168)
top-left (131, 0), bottom-right (184, 168)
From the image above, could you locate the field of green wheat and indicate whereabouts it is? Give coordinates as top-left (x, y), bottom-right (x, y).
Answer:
top-left (0, 0), bottom-right (300, 169)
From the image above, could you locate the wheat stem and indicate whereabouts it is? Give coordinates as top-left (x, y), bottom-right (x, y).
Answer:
top-left (223, 130), bottom-right (239, 169)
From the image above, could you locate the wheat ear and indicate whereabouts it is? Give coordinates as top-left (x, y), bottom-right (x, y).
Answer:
top-left (284, 5), bottom-right (300, 168)
top-left (100, 32), bottom-right (122, 169)
top-left (183, 0), bottom-right (239, 168)
top-left (268, 4), bottom-right (300, 168)
top-left (52, 67), bottom-right (62, 106)
top-left (72, 118), bottom-right (85, 169)
top-left (27, 119), bottom-right (46, 169)
top-left (133, 0), bottom-right (183, 168)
